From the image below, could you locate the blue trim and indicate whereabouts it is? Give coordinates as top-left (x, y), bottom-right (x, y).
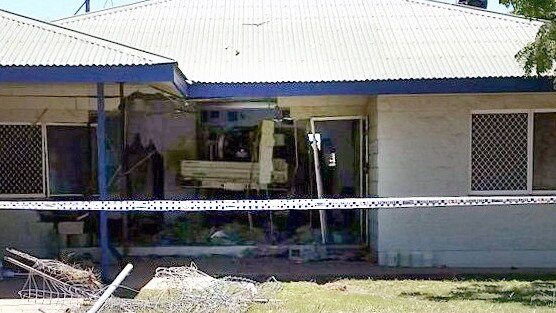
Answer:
top-left (0, 64), bottom-right (177, 84)
top-left (187, 77), bottom-right (555, 98)
top-left (96, 83), bottom-right (110, 281)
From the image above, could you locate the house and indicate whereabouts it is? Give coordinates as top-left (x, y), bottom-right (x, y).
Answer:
top-left (2, 0), bottom-right (556, 268)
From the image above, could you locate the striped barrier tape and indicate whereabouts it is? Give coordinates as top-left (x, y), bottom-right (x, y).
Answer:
top-left (0, 196), bottom-right (556, 212)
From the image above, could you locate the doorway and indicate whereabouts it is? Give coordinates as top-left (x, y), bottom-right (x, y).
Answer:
top-left (309, 116), bottom-right (368, 244)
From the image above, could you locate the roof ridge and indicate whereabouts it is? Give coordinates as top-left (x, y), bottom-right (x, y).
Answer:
top-left (406, 0), bottom-right (546, 26)
top-left (54, 0), bottom-right (173, 23)
top-left (55, 0), bottom-right (546, 27)
top-left (0, 8), bottom-right (175, 64)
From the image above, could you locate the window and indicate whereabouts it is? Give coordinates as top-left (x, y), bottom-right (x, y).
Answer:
top-left (0, 123), bottom-right (97, 198)
top-left (227, 111), bottom-right (239, 122)
top-left (533, 113), bottom-right (556, 190)
top-left (47, 125), bottom-right (97, 196)
top-left (209, 111), bottom-right (220, 119)
top-left (200, 111), bottom-right (208, 123)
top-left (471, 110), bottom-right (556, 194)
top-left (0, 124), bottom-right (44, 197)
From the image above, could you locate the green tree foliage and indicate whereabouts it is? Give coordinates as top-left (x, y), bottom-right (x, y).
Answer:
top-left (500, 0), bottom-right (556, 75)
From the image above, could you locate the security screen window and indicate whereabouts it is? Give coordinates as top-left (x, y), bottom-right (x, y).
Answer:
top-left (533, 112), bottom-right (556, 191)
top-left (471, 113), bottom-right (528, 192)
top-left (0, 124), bottom-right (44, 196)
top-left (471, 111), bottom-right (556, 193)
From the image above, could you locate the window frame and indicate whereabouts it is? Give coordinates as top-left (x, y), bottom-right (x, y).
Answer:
top-left (469, 109), bottom-right (556, 196)
top-left (0, 122), bottom-right (46, 199)
top-left (0, 122), bottom-right (98, 199)
top-left (45, 122), bottom-right (97, 198)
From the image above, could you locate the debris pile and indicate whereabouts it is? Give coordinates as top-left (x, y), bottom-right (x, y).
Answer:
top-left (5, 249), bottom-right (280, 313)
top-left (99, 264), bottom-right (281, 313)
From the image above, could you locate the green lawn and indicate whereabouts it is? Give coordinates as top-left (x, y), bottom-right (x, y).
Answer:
top-left (250, 279), bottom-right (556, 313)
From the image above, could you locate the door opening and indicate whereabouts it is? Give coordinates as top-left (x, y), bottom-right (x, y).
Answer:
top-left (309, 116), bottom-right (368, 245)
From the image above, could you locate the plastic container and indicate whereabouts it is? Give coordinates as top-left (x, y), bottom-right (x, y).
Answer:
top-left (423, 251), bottom-right (434, 268)
top-left (411, 251), bottom-right (424, 268)
top-left (386, 251), bottom-right (399, 267)
top-left (399, 252), bottom-right (411, 267)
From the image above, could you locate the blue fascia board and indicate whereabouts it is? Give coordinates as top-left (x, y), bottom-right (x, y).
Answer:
top-left (0, 63), bottom-right (179, 85)
top-left (187, 77), bottom-right (555, 99)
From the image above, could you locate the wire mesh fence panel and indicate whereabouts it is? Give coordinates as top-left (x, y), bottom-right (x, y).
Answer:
top-left (471, 113), bottom-right (529, 192)
top-left (0, 124), bottom-right (44, 196)
top-left (6, 250), bottom-right (281, 313)
top-left (98, 265), bottom-right (281, 313)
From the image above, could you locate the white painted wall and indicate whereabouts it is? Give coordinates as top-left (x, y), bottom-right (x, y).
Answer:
top-left (376, 93), bottom-right (556, 267)
top-left (0, 83), bottom-right (172, 124)
top-left (278, 95), bottom-right (370, 119)
top-left (379, 205), bottom-right (556, 268)
top-left (0, 211), bottom-right (56, 258)
top-left (367, 98), bottom-right (379, 256)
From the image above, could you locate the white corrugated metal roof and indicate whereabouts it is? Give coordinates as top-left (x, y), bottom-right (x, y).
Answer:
top-left (0, 9), bottom-right (175, 67)
top-left (56, 0), bottom-right (543, 83)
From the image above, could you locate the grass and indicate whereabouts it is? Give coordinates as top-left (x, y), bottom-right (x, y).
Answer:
top-left (249, 279), bottom-right (556, 313)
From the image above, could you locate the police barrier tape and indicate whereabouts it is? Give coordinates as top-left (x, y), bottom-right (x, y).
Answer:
top-left (0, 196), bottom-right (556, 212)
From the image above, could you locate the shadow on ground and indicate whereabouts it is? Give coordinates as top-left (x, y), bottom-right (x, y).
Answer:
top-left (401, 281), bottom-right (556, 307)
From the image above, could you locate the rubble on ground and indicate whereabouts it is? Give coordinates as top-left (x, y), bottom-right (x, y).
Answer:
top-left (4, 249), bottom-right (280, 313)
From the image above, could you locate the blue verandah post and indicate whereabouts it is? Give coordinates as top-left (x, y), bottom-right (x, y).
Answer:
top-left (96, 83), bottom-right (109, 280)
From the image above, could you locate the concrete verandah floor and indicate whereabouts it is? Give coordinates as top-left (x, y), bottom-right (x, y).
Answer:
top-left (105, 256), bottom-right (556, 284)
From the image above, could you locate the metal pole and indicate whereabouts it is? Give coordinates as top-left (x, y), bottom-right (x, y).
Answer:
top-left (310, 119), bottom-right (327, 244)
top-left (86, 264), bottom-right (133, 313)
top-left (97, 83), bottom-right (109, 280)
top-left (359, 118), bottom-right (364, 243)
top-left (119, 83), bottom-right (130, 253)
top-left (85, 0), bottom-right (91, 12)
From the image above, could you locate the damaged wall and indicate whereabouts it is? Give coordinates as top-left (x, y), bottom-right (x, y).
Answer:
top-left (126, 97), bottom-right (197, 199)
top-left (278, 95), bottom-right (377, 251)
top-left (277, 95), bottom-right (375, 197)
top-left (0, 83), bottom-right (178, 255)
